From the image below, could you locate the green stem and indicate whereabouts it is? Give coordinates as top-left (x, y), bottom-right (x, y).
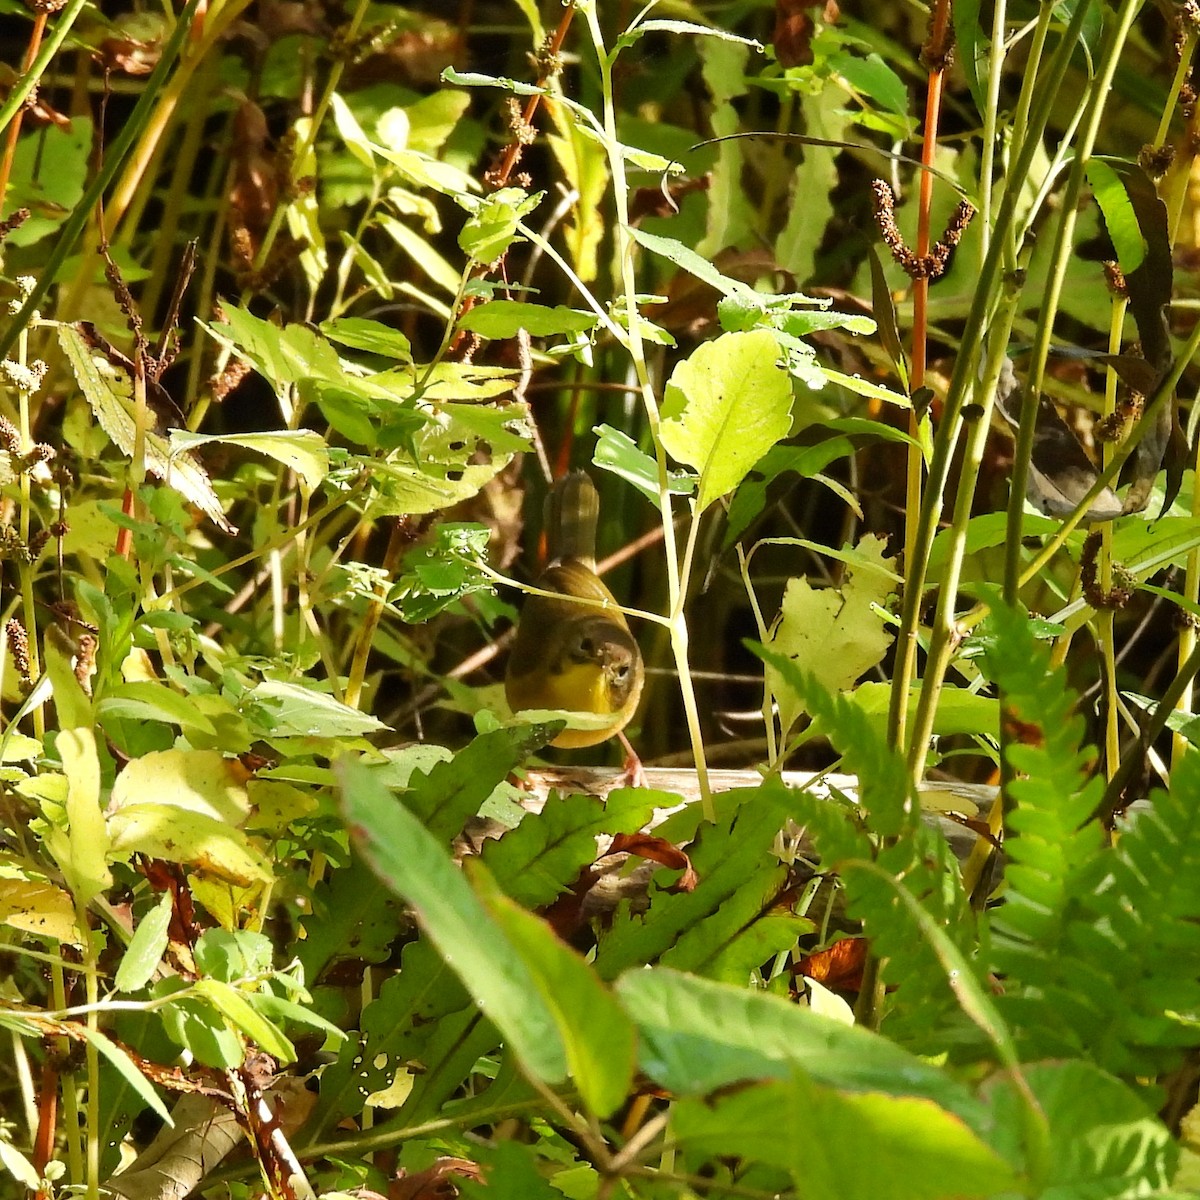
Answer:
top-left (0, 0), bottom-right (207, 362)
top-left (1004, 0), bottom-right (1144, 607)
top-left (0, 0), bottom-right (89, 139)
top-left (886, 0), bottom-right (1093, 761)
top-left (581, 0), bottom-right (712, 817)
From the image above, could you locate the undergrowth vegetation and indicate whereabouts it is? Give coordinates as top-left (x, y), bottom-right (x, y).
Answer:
top-left (2, 0), bottom-right (1200, 1197)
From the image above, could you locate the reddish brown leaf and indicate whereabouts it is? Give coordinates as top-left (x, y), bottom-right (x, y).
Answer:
top-left (796, 936), bottom-right (868, 991)
top-left (609, 832), bottom-right (698, 892)
top-left (390, 1157), bottom-right (483, 1200)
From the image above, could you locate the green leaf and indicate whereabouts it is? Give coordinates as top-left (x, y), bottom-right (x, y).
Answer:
top-left (114, 892), bottom-right (173, 993)
top-left (4, 117), bottom-right (90, 248)
top-left (402, 725), bottom-right (557, 844)
top-left (57, 324), bottom-right (235, 535)
top-left (472, 866), bottom-right (635, 1117)
top-left (169, 430), bottom-right (330, 493)
top-left (1087, 158), bottom-right (1145, 274)
top-left (672, 1074), bottom-right (1016, 1200)
top-left (457, 300), bottom-right (598, 339)
top-left (107, 805), bottom-right (271, 887)
top-left (481, 786), bottom-right (665, 908)
top-left (630, 227), bottom-right (757, 299)
top-left (661, 330), bottom-right (792, 511)
top-left (595, 784), bottom-right (798, 979)
top-left (616, 967), bottom-right (980, 1119)
top-left (99, 682), bottom-right (218, 736)
top-left (591, 423), bottom-right (695, 508)
top-left (77, 1025), bottom-right (172, 1124)
top-left (192, 978), bottom-right (296, 1062)
top-left (339, 759), bottom-right (569, 1087)
top-left (389, 523), bottom-right (496, 622)
top-left (110, 749), bottom-right (250, 825)
top-left (245, 680), bottom-right (388, 739)
top-left (615, 19), bottom-right (763, 52)
top-left (319, 317), bottom-right (413, 360)
top-left (829, 51), bottom-right (910, 117)
top-left (764, 533), bottom-right (897, 737)
top-left (57, 727), bottom-right (113, 907)
top-left (458, 187), bottom-right (542, 263)
top-left (440, 67), bottom-right (545, 96)
top-left (330, 91), bottom-right (376, 166)
top-left (983, 1060), bottom-right (1176, 1195)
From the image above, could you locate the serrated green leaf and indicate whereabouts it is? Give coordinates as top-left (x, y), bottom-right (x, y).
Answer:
top-left (458, 301), bottom-right (598, 339)
top-left (169, 430), bottom-right (330, 493)
top-left (616, 967), bottom-right (980, 1118)
top-left (339, 759), bottom-right (568, 1086)
top-left (661, 330), bottom-right (792, 511)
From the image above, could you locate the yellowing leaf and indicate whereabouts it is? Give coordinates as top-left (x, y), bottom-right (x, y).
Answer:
top-left (110, 750), bottom-right (251, 825)
top-left (169, 430), bottom-right (330, 494)
top-left (766, 534), bottom-right (897, 737)
top-left (0, 877), bottom-right (81, 943)
top-left (107, 805), bottom-right (270, 886)
top-left (58, 728), bottom-right (112, 906)
top-left (661, 330), bottom-right (792, 511)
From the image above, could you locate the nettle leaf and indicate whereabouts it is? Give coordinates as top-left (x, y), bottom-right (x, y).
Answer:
top-left (457, 300), bottom-right (598, 340)
top-left (458, 187), bottom-right (543, 263)
top-left (169, 430), bottom-right (329, 494)
top-left (661, 329), bottom-right (793, 511)
top-left (764, 533), bottom-right (898, 738)
top-left (57, 324), bottom-right (235, 535)
top-left (390, 523), bottom-right (495, 622)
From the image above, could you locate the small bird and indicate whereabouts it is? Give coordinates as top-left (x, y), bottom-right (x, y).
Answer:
top-left (505, 471), bottom-right (643, 748)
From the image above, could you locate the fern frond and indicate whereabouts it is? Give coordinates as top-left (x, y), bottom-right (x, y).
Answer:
top-left (984, 602), bottom-right (1200, 1077)
top-left (755, 646), bottom-right (979, 1052)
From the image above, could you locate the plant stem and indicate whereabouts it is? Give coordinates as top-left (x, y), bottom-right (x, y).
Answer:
top-left (1003, 0), bottom-right (1142, 608)
top-left (582, 0), bottom-right (713, 817)
top-left (886, 0), bottom-right (1092, 764)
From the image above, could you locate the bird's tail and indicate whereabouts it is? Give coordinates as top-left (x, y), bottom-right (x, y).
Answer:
top-left (546, 470), bottom-right (599, 569)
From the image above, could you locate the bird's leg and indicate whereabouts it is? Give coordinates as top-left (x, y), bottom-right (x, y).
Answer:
top-left (618, 731), bottom-right (646, 789)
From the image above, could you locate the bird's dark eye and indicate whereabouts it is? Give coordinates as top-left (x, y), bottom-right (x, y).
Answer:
top-left (578, 636), bottom-right (595, 656)
top-left (614, 663), bottom-right (629, 681)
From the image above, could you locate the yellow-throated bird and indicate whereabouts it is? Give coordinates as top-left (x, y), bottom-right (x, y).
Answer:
top-left (505, 471), bottom-right (643, 748)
